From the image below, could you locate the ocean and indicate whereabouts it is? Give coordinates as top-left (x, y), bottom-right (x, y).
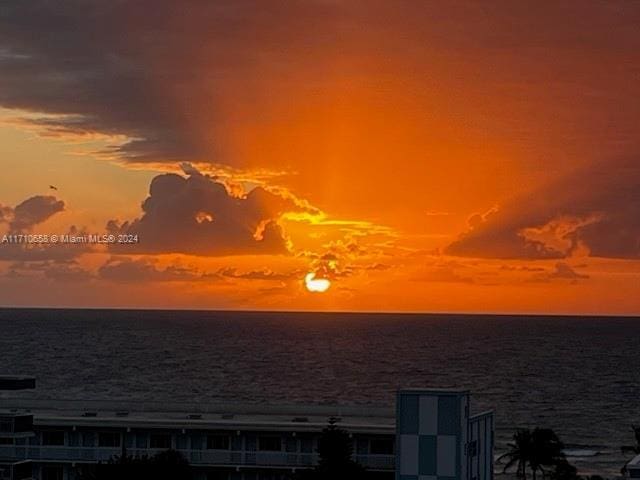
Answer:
top-left (1, 308), bottom-right (638, 476)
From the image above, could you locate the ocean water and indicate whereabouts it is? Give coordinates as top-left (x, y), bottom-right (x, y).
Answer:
top-left (1, 308), bottom-right (639, 476)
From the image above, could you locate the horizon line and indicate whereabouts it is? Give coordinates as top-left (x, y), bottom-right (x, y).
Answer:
top-left (0, 305), bottom-right (638, 319)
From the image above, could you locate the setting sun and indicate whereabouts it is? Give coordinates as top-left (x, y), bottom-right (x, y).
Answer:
top-left (305, 273), bottom-right (331, 293)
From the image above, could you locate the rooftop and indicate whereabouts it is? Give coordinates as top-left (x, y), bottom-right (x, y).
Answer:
top-left (0, 398), bottom-right (395, 434)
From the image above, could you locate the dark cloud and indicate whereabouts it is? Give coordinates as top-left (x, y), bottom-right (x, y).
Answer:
top-left (4, 195), bottom-right (64, 232)
top-left (5, 260), bottom-right (91, 282)
top-left (107, 168), bottom-right (300, 255)
top-left (446, 158), bottom-right (640, 260)
top-left (43, 263), bottom-right (92, 282)
top-left (0, 195), bottom-right (79, 262)
top-left (219, 268), bottom-right (299, 281)
top-left (2, 1), bottom-right (638, 167)
top-left (0, 0), bottom-right (343, 165)
top-left (530, 262), bottom-right (590, 284)
top-left (0, 205), bottom-right (12, 223)
top-left (98, 258), bottom-right (203, 283)
top-left (413, 265), bottom-right (475, 284)
top-left (0, 225), bottom-right (88, 262)
top-left (499, 265), bottom-right (546, 272)
top-left (367, 263), bottom-right (391, 271)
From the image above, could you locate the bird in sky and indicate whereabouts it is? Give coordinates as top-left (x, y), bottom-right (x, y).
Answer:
top-left (49, 185), bottom-right (58, 191)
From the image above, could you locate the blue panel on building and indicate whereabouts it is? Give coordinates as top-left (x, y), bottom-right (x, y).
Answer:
top-left (419, 434), bottom-right (437, 476)
top-left (399, 394), bottom-right (419, 434)
top-left (437, 396), bottom-right (459, 435)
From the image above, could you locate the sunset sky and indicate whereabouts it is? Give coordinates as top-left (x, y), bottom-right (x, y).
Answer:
top-left (1, 1), bottom-right (639, 314)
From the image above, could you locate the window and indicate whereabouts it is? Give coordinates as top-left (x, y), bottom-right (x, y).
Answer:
top-left (42, 465), bottom-right (63, 480)
top-left (42, 431), bottom-right (65, 446)
top-left (356, 438), bottom-right (368, 454)
top-left (0, 437), bottom-right (13, 445)
top-left (82, 432), bottom-right (95, 447)
top-left (207, 434), bottom-right (230, 450)
top-left (135, 433), bottom-right (148, 448)
top-left (150, 434), bottom-right (171, 449)
top-left (285, 437), bottom-right (297, 452)
top-left (370, 438), bottom-right (394, 455)
top-left (98, 432), bottom-right (121, 447)
top-left (467, 440), bottom-right (478, 457)
top-left (176, 434), bottom-right (189, 450)
top-left (258, 436), bottom-right (282, 452)
top-left (299, 437), bottom-right (313, 453)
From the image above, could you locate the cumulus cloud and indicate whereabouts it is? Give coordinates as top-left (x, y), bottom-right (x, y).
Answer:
top-left (446, 158), bottom-right (640, 260)
top-left (107, 168), bottom-right (301, 256)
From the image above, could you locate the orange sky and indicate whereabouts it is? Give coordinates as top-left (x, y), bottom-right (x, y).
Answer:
top-left (0, 1), bottom-right (639, 314)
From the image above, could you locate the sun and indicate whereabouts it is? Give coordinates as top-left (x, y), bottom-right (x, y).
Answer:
top-left (305, 272), bottom-right (331, 293)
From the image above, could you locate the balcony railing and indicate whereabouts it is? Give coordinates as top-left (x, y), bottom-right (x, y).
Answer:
top-left (0, 446), bottom-right (395, 471)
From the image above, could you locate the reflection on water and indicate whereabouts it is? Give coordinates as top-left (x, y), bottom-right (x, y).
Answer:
top-left (1, 309), bottom-right (639, 475)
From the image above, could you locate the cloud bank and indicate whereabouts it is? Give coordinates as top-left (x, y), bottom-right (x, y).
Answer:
top-left (0, 0), bottom-right (341, 165)
top-left (447, 158), bottom-right (640, 260)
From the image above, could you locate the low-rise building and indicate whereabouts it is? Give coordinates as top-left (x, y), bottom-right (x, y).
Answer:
top-left (0, 389), bottom-right (493, 480)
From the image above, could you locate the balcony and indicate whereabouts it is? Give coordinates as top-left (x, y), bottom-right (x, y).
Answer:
top-left (0, 445), bottom-right (395, 471)
top-left (0, 460), bottom-right (32, 480)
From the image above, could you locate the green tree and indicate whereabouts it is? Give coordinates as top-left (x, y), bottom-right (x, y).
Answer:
top-left (294, 417), bottom-right (369, 480)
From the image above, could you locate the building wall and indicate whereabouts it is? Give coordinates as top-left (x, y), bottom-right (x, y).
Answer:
top-left (395, 390), bottom-right (470, 480)
top-left (1, 425), bottom-right (396, 479)
top-left (468, 413), bottom-right (493, 480)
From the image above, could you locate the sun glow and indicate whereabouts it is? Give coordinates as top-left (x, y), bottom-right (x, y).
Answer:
top-left (304, 272), bottom-right (331, 293)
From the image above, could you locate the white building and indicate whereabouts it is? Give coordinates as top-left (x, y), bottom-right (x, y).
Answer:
top-left (0, 389), bottom-right (493, 480)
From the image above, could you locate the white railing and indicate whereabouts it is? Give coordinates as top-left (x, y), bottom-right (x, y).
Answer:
top-left (0, 446), bottom-right (394, 470)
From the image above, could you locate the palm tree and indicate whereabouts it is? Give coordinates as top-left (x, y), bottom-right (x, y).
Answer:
top-left (499, 428), bottom-right (566, 480)
top-left (622, 425), bottom-right (640, 455)
top-left (621, 425), bottom-right (640, 475)
top-left (529, 428), bottom-right (566, 480)
top-left (499, 429), bottom-right (534, 480)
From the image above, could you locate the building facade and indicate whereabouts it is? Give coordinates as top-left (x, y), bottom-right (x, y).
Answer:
top-left (0, 389), bottom-right (493, 480)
